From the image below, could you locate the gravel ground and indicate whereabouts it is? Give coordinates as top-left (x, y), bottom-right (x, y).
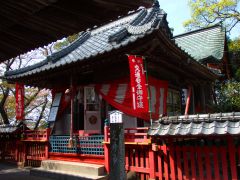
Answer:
top-left (0, 162), bottom-right (52, 180)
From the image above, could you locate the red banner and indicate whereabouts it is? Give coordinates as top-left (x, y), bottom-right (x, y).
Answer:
top-left (128, 55), bottom-right (149, 113)
top-left (16, 83), bottom-right (24, 120)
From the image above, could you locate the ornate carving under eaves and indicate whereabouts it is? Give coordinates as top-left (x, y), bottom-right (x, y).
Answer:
top-left (127, 6), bottom-right (160, 35)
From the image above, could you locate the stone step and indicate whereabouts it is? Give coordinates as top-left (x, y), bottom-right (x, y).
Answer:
top-left (40, 160), bottom-right (105, 176)
top-left (30, 167), bottom-right (108, 180)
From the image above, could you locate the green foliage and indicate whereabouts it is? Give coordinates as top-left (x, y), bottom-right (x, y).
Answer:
top-left (214, 38), bottom-right (240, 111)
top-left (53, 40), bottom-right (69, 51)
top-left (0, 81), bottom-right (15, 121)
top-left (215, 80), bottom-right (240, 111)
top-left (5, 93), bottom-right (16, 120)
top-left (235, 68), bottom-right (240, 81)
top-left (228, 37), bottom-right (240, 80)
top-left (68, 34), bottom-right (79, 43)
top-left (229, 37), bottom-right (240, 51)
top-left (37, 120), bottom-right (48, 130)
top-left (185, 1), bottom-right (240, 112)
top-left (184, 0), bottom-right (240, 32)
top-left (53, 33), bottom-right (79, 50)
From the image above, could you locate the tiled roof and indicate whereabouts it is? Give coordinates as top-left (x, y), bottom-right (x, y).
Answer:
top-left (148, 112), bottom-right (240, 137)
top-left (174, 25), bottom-right (225, 62)
top-left (0, 121), bottom-right (23, 134)
top-left (5, 2), bottom-right (170, 80)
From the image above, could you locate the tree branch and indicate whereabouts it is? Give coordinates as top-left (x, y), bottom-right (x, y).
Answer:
top-left (34, 96), bottom-right (48, 130)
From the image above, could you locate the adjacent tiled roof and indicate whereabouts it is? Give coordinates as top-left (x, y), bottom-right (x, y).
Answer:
top-left (174, 25), bottom-right (225, 62)
top-left (0, 121), bottom-right (23, 134)
top-left (148, 112), bottom-right (240, 137)
top-left (5, 2), bottom-right (170, 80)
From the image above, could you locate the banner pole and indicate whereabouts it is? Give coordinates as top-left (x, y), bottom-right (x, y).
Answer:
top-left (69, 76), bottom-right (74, 148)
top-left (143, 57), bottom-right (153, 125)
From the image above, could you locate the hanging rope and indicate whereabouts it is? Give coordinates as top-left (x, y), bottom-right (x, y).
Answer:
top-left (143, 56), bottom-right (153, 125)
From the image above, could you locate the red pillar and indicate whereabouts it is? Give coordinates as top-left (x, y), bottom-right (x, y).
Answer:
top-left (23, 142), bottom-right (27, 167)
top-left (45, 128), bottom-right (51, 159)
top-left (15, 141), bottom-right (19, 162)
top-left (184, 86), bottom-right (192, 115)
top-left (68, 77), bottom-right (75, 148)
top-left (163, 144), bottom-right (169, 180)
top-left (149, 147), bottom-right (156, 180)
top-left (104, 125), bottom-right (110, 173)
top-left (228, 137), bottom-right (237, 180)
top-left (169, 142), bottom-right (176, 180)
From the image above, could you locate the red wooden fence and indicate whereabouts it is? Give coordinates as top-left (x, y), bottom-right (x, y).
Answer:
top-left (21, 129), bottom-right (50, 166)
top-left (104, 126), bottom-right (240, 180)
top-left (2, 127), bottom-right (240, 180)
top-left (1, 140), bottom-right (19, 162)
top-left (0, 129), bottom-right (50, 167)
top-left (153, 140), bottom-right (240, 180)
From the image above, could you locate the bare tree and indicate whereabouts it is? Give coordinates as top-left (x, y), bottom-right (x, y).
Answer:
top-left (0, 49), bottom-right (52, 128)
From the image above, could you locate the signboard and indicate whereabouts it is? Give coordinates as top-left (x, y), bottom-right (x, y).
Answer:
top-left (48, 93), bottom-right (62, 122)
top-left (109, 111), bottom-right (123, 123)
top-left (128, 55), bottom-right (149, 113)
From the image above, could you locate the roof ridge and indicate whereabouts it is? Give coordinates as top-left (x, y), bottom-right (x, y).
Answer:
top-left (108, 8), bottom-right (148, 43)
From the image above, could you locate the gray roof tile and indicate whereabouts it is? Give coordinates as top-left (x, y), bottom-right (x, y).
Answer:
top-left (5, 2), bottom-right (169, 80)
top-left (148, 112), bottom-right (240, 137)
top-left (5, 2), bottom-right (222, 80)
top-left (0, 121), bottom-right (22, 134)
top-left (174, 25), bottom-right (225, 62)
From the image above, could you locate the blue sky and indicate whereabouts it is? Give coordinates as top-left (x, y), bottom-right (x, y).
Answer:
top-left (158, 0), bottom-right (240, 39)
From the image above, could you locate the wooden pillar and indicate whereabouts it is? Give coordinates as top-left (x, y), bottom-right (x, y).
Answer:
top-left (45, 128), bottom-right (51, 159)
top-left (46, 128), bottom-right (51, 141)
top-left (200, 85), bottom-right (206, 112)
top-left (228, 137), bottom-right (237, 180)
top-left (149, 147), bottom-right (156, 180)
top-left (191, 86), bottom-right (195, 114)
top-left (162, 144), bottom-right (169, 180)
top-left (184, 86), bottom-right (192, 115)
top-left (70, 82), bottom-right (74, 137)
top-left (169, 141), bottom-right (176, 180)
top-left (15, 141), bottom-right (19, 162)
top-left (1, 141), bottom-right (5, 160)
top-left (23, 142), bottom-right (27, 167)
top-left (104, 123), bottom-right (110, 173)
top-left (68, 76), bottom-right (74, 148)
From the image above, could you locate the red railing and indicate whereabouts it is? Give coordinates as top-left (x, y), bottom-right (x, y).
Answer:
top-left (22, 129), bottom-right (50, 166)
top-left (104, 126), bottom-right (150, 173)
top-left (23, 129), bottom-right (50, 141)
top-left (104, 126), bottom-right (149, 143)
